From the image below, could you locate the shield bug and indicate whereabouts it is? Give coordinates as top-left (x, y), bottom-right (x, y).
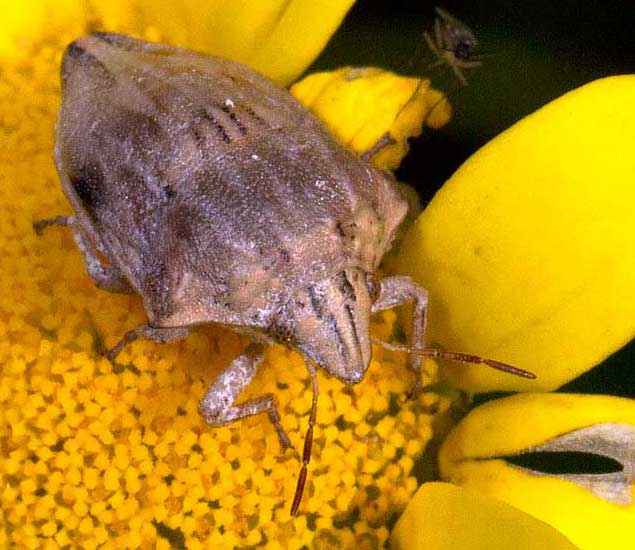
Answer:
top-left (35, 33), bottom-right (534, 515)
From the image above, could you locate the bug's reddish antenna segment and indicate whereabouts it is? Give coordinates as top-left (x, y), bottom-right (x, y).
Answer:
top-left (371, 338), bottom-right (536, 379)
top-left (290, 362), bottom-right (319, 516)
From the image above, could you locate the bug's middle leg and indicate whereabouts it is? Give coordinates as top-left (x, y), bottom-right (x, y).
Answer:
top-left (199, 343), bottom-right (292, 451)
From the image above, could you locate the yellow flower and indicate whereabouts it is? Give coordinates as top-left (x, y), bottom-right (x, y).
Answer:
top-left (391, 482), bottom-right (578, 550)
top-left (391, 76), bottom-right (635, 548)
top-left (438, 394), bottom-right (635, 550)
top-left (3, 2), bottom-right (630, 549)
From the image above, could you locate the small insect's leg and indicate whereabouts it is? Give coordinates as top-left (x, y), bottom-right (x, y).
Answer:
top-left (447, 60), bottom-right (469, 87)
top-left (434, 15), bottom-right (444, 51)
top-left (448, 58), bottom-right (482, 87)
top-left (34, 214), bottom-right (131, 293)
top-left (456, 60), bottom-right (482, 69)
top-left (199, 343), bottom-right (291, 451)
top-left (105, 324), bottom-right (191, 362)
top-left (427, 58), bottom-right (445, 70)
top-left (371, 276), bottom-right (428, 392)
top-left (423, 30), bottom-right (442, 62)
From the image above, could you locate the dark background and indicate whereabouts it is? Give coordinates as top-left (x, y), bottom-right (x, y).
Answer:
top-left (308, 0), bottom-right (635, 400)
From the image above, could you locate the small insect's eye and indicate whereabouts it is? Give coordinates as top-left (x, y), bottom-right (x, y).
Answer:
top-left (366, 274), bottom-right (380, 302)
top-left (455, 41), bottom-right (472, 60)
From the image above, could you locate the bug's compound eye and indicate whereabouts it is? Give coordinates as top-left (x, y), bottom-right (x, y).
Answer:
top-left (268, 316), bottom-right (296, 345)
top-left (366, 273), bottom-right (380, 302)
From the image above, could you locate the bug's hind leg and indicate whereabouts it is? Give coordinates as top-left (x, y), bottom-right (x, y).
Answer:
top-left (199, 343), bottom-right (292, 451)
top-left (33, 214), bottom-right (131, 293)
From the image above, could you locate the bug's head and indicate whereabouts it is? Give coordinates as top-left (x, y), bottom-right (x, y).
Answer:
top-left (270, 268), bottom-right (376, 385)
top-left (436, 6), bottom-right (478, 60)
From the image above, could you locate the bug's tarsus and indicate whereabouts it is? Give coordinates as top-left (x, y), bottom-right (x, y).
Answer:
top-left (33, 215), bottom-right (73, 235)
top-left (405, 378), bottom-right (424, 401)
top-left (268, 404), bottom-right (293, 451)
top-left (290, 362), bottom-right (319, 517)
top-left (104, 326), bottom-right (143, 362)
top-left (361, 133), bottom-right (397, 164)
top-left (371, 338), bottom-right (536, 379)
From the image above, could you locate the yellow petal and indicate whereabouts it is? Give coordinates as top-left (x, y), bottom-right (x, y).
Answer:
top-left (392, 75), bottom-right (635, 392)
top-left (439, 393), bottom-right (635, 550)
top-left (0, 0), bottom-right (353, 84)
top-left (95, 0), bottom-right (356, 85)
top-left (391, 482), bottom-right (577, 550)
top-left (291, 67), bottom-right (451, 171)
top-left (0, 0), bottom-right (85, 56)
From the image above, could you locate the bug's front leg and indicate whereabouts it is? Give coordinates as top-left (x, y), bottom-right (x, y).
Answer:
top-left (199, 343), bottom-right (292, 451)
top-left (33, 215), bottom-right (131, 293)
top-left (372, 276), bottom-right (428, 383)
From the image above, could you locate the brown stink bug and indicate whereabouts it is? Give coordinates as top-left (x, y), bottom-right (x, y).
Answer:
top-left (34, 33), bottom-right (533, 515)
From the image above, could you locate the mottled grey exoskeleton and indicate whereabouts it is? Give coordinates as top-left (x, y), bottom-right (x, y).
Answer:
top-left (36, 33), bottom-right (529, 514)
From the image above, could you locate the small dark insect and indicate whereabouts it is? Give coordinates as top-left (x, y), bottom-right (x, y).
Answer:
top-left (424, 6), bottom-right (481, 86)
top-left (34, 34), bottom-right (533, 516)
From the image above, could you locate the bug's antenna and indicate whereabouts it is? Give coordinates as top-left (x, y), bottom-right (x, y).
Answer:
top-left (290, 361), bottom-right (319, 516)
top-left (372, 338), bottom-right (536, 379)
